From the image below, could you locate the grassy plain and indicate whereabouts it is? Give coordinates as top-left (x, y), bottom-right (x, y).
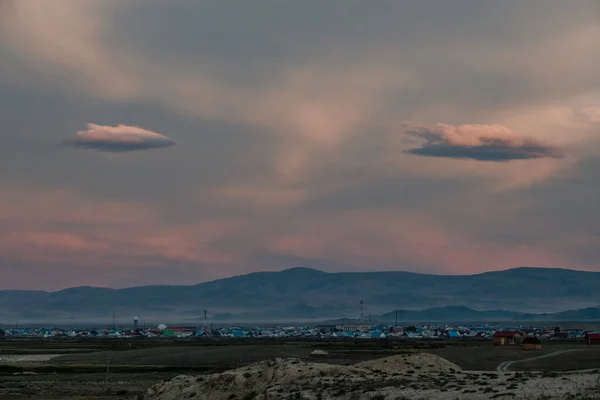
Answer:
top-left (1, 338), bottom-right (600, 398)
top-left (429, 342), bottom-right (599, 371)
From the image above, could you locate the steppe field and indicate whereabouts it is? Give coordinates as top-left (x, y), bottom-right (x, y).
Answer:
top-left (1, 338), bottom-right (600, 399)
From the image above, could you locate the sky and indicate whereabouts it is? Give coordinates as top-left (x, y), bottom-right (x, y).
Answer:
top-left (1, 0), bottom-right (600, 290)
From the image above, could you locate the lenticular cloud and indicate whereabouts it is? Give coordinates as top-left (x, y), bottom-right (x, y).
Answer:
top-left (61, 123), bottom-right (177, 152)
top-left (404, 122), bottom-right (563, 162)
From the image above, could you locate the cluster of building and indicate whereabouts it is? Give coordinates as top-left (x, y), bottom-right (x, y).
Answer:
top-left (329, 324), bottom-right (595, 346)
top-left (1, 323), bottom-right (599, 344)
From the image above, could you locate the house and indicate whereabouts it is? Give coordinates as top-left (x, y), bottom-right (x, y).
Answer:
top-left (585, 332), bottom-right (600, 345)
top-left (520, 336), bottom-right (542, 350)
top-left (553, 331), bottom-right (568, 339)
top-left (493, 331), bottom-right (522, 345)
top-left (337, 324), bottom-right (371, 332)
top-left (567, 329), bottom-right (585, 339)
top-left (446, 330), bottom-right (461, 339)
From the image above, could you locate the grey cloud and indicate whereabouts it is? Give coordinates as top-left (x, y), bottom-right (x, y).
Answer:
top-left (406, 144), bottom-right (563, 162)
top-left (578, 107), bottom-right (600, 123)
top-left (2, 1), bottom-right (600, 288)
top-left (4, 0), bottom-right (597, 118)
top-left (0, 88), bottom-right (280, 212)
top-left (514, 155), bottom-right (600, 231)
top-left (61, 123), bottom-right (177, 153)
top-left (0, 0), bottom-right (14, 11)
top-left (405, 123), bottom-right (564, 162)
top-left (104, 0), bottom-right (600, 114)
top-left (0, 255), bottom-right (211, 290)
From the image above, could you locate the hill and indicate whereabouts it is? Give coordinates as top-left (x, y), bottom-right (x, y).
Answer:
top-left (373, 305), bottom-right (600, 322)
top-left (1, 266), bottom-right (600, 322)
top-left (375, 306), bottom-right (524, 322)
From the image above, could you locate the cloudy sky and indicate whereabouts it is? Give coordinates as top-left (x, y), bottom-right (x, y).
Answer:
top-left (1, 0), bottom-right (599, 290)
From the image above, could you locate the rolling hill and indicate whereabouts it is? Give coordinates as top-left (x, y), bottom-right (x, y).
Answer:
top-left (1, 266), bottom-right (600, 322)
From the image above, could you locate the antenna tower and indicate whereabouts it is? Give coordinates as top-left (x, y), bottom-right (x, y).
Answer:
top-left (203, 309), bottom-right (208, 330)
top-left (359, 300), bottom-right (364, 323)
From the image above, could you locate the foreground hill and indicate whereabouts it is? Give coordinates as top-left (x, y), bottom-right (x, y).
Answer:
top-left (143, 355), bottom-right (600, 400)
top-left (1, 266), bottom-right (600, 321)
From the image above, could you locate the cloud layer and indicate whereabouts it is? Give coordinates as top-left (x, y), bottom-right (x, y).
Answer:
top-left (61, 123), bottom-right (176, 152)
top-left (0, 1), bottom-right (599, 289)
top-left (405, 123), bottom-right (564, 162)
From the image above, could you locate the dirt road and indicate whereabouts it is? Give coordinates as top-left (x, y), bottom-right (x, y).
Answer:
top-left (496, 349), bottom-right (582, 372)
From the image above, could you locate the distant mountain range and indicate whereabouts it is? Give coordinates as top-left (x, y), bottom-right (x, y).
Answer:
top-left (219, 305), bottom-right (600, 324)
top-left (374, 305), bottom-right (600, 323)
top-left (2, 266), bottom-right (600, 322)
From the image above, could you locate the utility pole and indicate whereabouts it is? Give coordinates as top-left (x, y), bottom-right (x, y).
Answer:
top-left (203, 310), bottom-right (208, 330)
top-left (395, 309), bottom-right (398, 328)
top-left (112, 311), bottom-right (116, 330)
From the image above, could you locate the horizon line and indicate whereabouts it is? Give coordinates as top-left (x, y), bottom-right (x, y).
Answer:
top-left (0, 264), bottom-right (595, 293)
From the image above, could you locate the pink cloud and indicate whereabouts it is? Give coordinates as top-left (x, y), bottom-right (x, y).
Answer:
top-left (1, 231), bottom-right (108, 254)
top-left (210, 185), bottom-right (309, 209)
top-left (3, 1), bottom-right (596, 197)
top-left (61, 123), bottom-right (176, 152)
top-left (264, 210), bottom-right (571, 274)
top-left (129, 222), bottom-right (245, 265)
top-left (579, 107), bottom-right (600, 123)
top-left (0, 183), bottom-right (593, 289)
top-left (0, 189), bottom-right (156, 224)
top-left (404, 122), bottom-right (564, 161)
top-left (2, 2), bottom-right (600, 289)
top-left (0, 187), bottom-right (245, 269)
top-left (0, 0), bottom-right (140, 98)
top-left (407, 123), bottom-right (527, 147)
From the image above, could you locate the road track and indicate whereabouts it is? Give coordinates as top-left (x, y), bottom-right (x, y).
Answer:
top-left (496, 349), bottom-right (582, 372)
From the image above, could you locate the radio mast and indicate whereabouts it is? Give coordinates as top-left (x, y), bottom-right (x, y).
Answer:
top-left (359, 300), bottom-right (364, 324)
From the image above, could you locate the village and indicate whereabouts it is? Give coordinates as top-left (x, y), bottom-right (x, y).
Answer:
top-left (1, 322), bottom-right (599, 347)
top-left (2, 321), bottom-right (600, 399)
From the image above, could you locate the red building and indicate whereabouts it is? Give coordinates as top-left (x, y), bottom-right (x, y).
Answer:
top-left (585, 332), bottom-right (600, 345)
top-left (493, 331), bottom-right (522, 346)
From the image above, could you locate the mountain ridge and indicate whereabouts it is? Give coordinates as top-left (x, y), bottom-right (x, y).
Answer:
top-left (8, 266), bottom-right (596, 293)
top-left (1, 266), bottom-right (600, 321)
top-left (317, 305), bottom-right (600, 323)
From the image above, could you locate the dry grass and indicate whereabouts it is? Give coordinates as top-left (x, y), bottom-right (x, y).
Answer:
top-left (429, 343), bottom-right (595, 371)
top-left (54, 345), bottom-right (315, 367)
top-left (0, 371), bottom-right (174, 399)
top-left (513, 347), bottom-right (600, 371)
top-left (3, 339), bottom-right (600, 398)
